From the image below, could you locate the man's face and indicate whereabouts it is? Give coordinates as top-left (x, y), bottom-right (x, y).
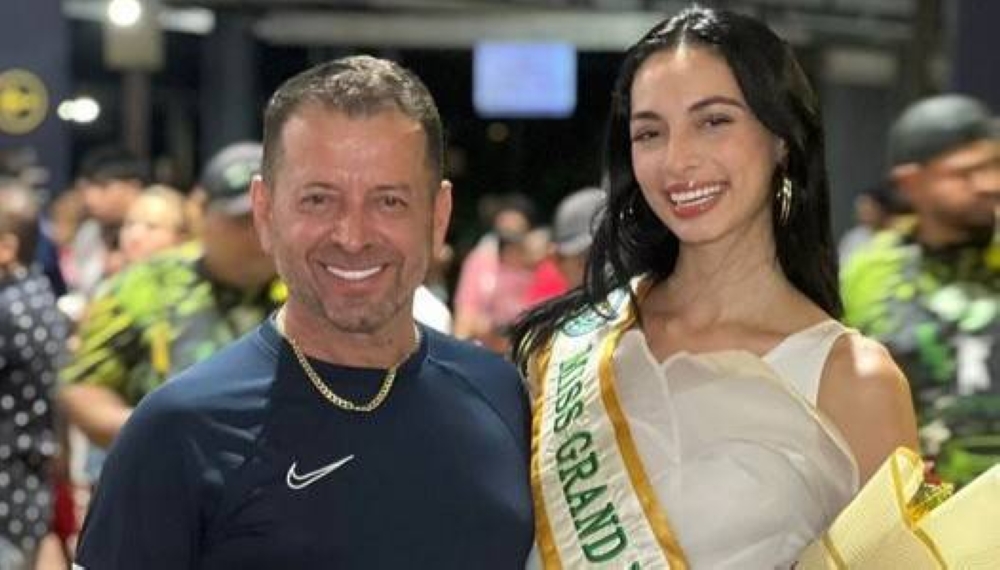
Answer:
top-left (912, 139), bottom-right (1000, 234)
top-left (79, 179), bottom-right (141, 225)
top-left (202, 208), bottom-right (276, 289)
top-left (253, 105), bottom-right (452, 336)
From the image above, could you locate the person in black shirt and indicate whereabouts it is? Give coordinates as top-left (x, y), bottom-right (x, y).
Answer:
top-left (74, 55), bottom-right (533, 569)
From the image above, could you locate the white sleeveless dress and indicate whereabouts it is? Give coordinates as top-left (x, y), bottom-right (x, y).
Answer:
top-left (525, 320), bottom-right (860, 569)
top-left (610, 319), bottom-right (860, 568)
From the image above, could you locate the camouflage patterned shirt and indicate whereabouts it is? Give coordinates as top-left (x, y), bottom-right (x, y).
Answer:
top-left (62, 245), bottom-right (284, 406)
top-left (842, 222), bottom-right (1000, 484)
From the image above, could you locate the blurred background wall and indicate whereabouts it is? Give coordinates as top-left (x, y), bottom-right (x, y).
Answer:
top-left (2, 0), bottom-right (997, 246)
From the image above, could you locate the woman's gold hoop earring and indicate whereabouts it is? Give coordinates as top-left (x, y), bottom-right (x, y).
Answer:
top-left (778, 176), bottom-right (793, 225)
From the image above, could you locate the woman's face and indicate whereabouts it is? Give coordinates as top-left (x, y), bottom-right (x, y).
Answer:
top-left (628, 45), bottom-right (785, 248)
top-left (119, 195), bottom-right (186, 263)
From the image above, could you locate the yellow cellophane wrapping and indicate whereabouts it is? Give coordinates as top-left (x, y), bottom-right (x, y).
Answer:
top-left (798, 447), bottom-right (1000, 569)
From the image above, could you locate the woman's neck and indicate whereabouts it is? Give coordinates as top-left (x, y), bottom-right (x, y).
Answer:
top-left (644, 234), bottom-right (797, 331)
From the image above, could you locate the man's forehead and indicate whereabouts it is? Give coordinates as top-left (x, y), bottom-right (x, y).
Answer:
top-left (279, 106), bottom-right (424, 155)
top-left (274, 105), bottom-right (435, 181)
top-left (291, 103), bottom-right (419, 129)
top-left (930, 138), bottom-right (999, 170)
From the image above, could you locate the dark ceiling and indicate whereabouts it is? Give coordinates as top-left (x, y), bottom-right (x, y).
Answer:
top-left (152, 0), bottom-right (931, 50)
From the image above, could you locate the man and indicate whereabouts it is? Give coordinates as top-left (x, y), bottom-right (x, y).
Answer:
top-left (842, 94), bottom-right (1000, 485)
top-left (60, 142), bottom-right (280, 449)
top-left (65, 147), bottom-right (148, 296)
top-left (73, 56), bottom-right (533, 568)
top-left (525, 186), bottom-right (606, 305)
top-left (0, 180), bottom-right (69, 569)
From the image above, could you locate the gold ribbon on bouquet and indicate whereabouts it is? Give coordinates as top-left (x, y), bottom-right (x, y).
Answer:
top-left (798, 447), bottom-right (999, 569)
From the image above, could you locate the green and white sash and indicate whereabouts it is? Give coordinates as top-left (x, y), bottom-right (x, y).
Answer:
top-left (530, 285), bottom-right (688, 569)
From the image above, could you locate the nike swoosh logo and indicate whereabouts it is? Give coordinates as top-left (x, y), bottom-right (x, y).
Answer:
top-left (286, 455), bottom-right (355, 490)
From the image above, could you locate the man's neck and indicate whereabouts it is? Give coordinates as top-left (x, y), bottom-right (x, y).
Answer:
top-left (914, 220), bottom-right (991, 250)
top-left (279, 302), bottom-right (419, 370)
top-left (201, 253), bottom-right (262, 294)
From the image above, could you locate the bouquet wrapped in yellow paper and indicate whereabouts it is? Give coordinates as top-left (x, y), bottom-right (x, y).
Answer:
top-left (798, 447), bottom-right (999, 569)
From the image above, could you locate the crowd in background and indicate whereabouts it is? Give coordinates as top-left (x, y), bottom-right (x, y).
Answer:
top-left (0, 86), bottom-right (997, 568)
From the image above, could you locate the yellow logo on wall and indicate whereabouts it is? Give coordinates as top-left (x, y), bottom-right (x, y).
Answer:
top-left (0, 68), bottom-right (49, 135)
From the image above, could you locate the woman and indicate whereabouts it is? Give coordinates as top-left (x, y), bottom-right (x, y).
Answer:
top-left (512, 5), bottom-right (919, 568)
top-left (118, 184), bottom-right (192, 264)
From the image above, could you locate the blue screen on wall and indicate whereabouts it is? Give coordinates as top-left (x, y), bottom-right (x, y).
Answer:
top-left (473, 42), bottom-right (577, 119)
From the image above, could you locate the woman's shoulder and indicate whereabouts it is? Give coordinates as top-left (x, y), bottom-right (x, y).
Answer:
top-left (819, 333), bottom-right (913, 417)
top-left (824, 333), bottom-right (906, 392)
top-left (819, 332), bottom-right (919, 481)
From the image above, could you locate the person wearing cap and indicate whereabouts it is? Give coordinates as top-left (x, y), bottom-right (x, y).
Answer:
top-left (59, 142), bottom-right (280, 450)
top-left (842, 93), bottom-right (1000, 486)
top-left (524, 186), bottom-right (605, 305)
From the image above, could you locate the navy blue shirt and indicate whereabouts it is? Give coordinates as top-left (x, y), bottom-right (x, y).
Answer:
top-left (75, 319), bottom-right (533, 569)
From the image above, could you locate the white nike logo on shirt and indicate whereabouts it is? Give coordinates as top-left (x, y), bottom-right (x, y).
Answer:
top-left (286, 455), bottom-right (355, 490)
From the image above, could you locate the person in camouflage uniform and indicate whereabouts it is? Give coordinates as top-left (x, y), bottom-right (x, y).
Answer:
top-left (842, 95), bottom-right (1000, 485)
top-left (60, 142), bottom-right (281, 448)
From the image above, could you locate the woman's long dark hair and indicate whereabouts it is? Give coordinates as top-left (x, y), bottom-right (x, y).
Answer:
top-left (511, 4), bottom-right (841, 371)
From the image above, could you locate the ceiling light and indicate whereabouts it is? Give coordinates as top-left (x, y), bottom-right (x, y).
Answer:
top-left (108, 0), bottom-right (142, 27)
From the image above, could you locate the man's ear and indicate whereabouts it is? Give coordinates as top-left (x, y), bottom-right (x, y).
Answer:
top-left (433, 180), bottom-right (453, 253)
top-left (890, 163), bottom-right (921, 198)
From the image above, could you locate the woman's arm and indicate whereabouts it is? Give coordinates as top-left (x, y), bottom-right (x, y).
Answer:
top-left (818, 334), bottom-right (920, 483)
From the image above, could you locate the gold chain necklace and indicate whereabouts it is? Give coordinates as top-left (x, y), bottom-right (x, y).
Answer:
top-left (275, 307), bottom-right (420, 413)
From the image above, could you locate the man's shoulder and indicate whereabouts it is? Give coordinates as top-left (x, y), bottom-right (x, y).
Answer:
top-left (840, 226), bottom-right (917, 295)
top-left (424, 331), bottom-right (526, 410)
top-left (840, 226), bottom-right (924, 330)
top-left (424, 330), bottom-right (529, 443)
top-left (847, 226), bottom-right (913, 264)
top-left (425, 329), bottom-right (520, 379)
